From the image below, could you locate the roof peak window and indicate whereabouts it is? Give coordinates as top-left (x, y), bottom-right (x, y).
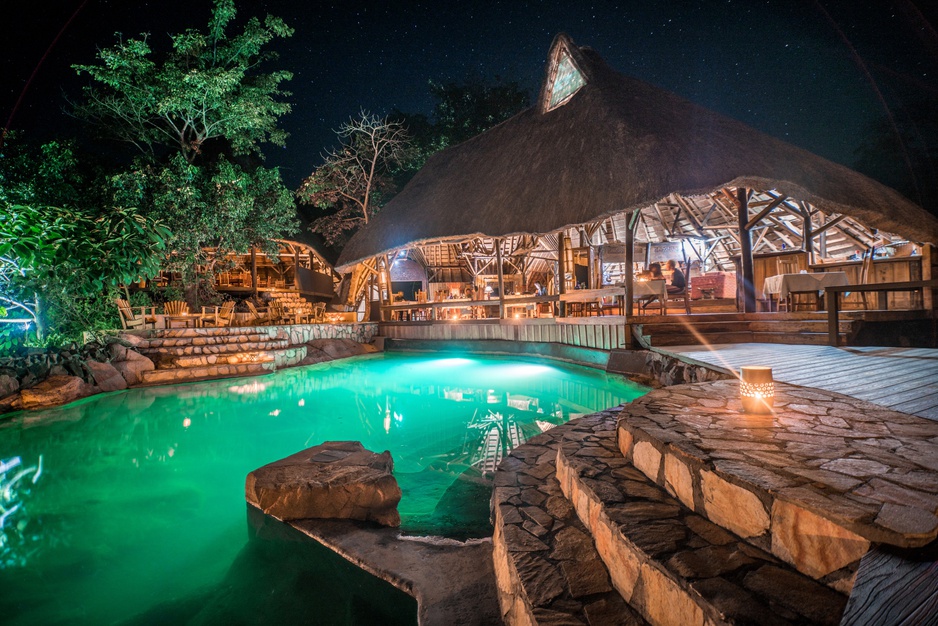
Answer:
top-left (539, 34), bottom-right (588, 113)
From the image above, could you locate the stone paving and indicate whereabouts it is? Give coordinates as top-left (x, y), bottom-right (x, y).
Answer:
top-left (557, 414), bottom-right (847, 626)
top-left (619, 381), bottom-right (938, 588)
top-left (492, 414), bottom-right (646, 626)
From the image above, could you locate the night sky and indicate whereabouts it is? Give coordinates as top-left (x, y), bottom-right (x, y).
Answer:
top-left (3, 0), bottom-right (937, 190)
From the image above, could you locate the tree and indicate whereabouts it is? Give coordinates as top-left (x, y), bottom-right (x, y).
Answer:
top-left (72, 0), bottom-right (293, 163)
top-left (394, 78), bottom-right (530, 177)
top-left (853, 95), bottom-right (938, 217)
top-left (0, 203), bottom-right (170, 345)
top-left (426, 78), bottom-right (530, 146)
top-left (73, 0), bottom-right (298, 280)
top-left (110, 154), bottom-right (296, 277)
top-left (297, 111), bottom-right (411, 247)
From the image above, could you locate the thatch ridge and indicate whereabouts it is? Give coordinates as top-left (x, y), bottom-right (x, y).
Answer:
top-left (337, 36), bottom-right (938, 270)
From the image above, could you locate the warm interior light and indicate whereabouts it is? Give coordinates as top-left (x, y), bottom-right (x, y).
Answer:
top-left (740, 366), bottom-right (774, 414)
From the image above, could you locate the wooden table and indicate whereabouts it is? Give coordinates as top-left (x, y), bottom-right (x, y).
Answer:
top-left (164, 314), bottom-right (200, 329)
top-left (631, 279), bottom-right (667, 315)
top-left (560, 286), bottom-right (626, 316)
top-left (763, 272), bottom-right (849, 310)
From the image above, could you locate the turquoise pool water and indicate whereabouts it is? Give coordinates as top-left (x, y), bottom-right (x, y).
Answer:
top-left (0, 353), bottom-right (647, 625)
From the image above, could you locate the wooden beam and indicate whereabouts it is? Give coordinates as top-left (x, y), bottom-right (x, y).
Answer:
top-left (745, 195), bottom-right (787, 230)
top-left (673, 195), bottom-right (707, 236)
top-left (812, 215), bottom-right (847, 236)
top-left (801, 201), bottom-right (814, 259)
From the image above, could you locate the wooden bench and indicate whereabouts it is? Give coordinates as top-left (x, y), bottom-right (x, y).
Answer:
top-left (827, 279), bottom-right (938, 346)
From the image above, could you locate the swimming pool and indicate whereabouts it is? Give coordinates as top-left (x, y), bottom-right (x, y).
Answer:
top-left (0, 353), bottom-right (647, 624)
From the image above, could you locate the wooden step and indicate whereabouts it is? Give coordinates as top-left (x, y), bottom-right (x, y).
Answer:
top-left (646, 331), bottom-right (758, 346)
top-left (556, 417), bottom-right (847, 626)
top-left (617, 381), bottom-right (938, 592)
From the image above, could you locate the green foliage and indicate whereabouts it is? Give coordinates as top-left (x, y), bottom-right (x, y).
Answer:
top-left (73, 0), bottom-right (294, 163)
top-left (111, 154), bottom-right (297, 277)
top-left (393, 77), bottom-right (530, 177)
top-left (297, 112), bottom-right (411, 247)
top-left (74, 0), bottom-right (299, 283)
top-left (0, 135), bottom-right (104, 209)
top-left (853, 96), bottom-right (938, 214)
top-left (0, 204), bottom-right (170, 346)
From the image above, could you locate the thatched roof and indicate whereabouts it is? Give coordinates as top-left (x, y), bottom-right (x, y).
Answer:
top-left (337, 33), bottom-right (938, 271)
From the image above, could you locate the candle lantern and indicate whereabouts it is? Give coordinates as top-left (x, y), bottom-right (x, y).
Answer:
top-left (740, 366), bottom-right (774, 414)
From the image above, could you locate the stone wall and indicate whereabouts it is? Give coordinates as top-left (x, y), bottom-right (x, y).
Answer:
top-left (0, 337), bottom-right (155, 414)
top-left (607, 348), bottom-right (733, 387)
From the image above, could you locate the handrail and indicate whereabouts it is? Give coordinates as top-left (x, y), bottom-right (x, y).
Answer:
top-left (827, 279), bottom-right (938, 346)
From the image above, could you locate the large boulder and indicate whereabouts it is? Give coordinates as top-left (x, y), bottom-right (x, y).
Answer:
top-left (246, 441), bottom-right (402, 527)
top-left (308, 339), bottom-right (373, 360)
top-left (19, 375), bottom-right (91, 410)
top-left (0, 374), bottom-right (18, 399)
top-left (86, 360), bottom-right (128, 392)
top-left (112, 357), bottom-right (155, 386)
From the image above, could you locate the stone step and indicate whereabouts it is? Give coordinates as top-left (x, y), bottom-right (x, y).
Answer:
top-left (126, 326), bottom-right (279, 339)
top-left (158, 347), bottom-right (293, 370)
top-left (139, 346), bottom-right (306, 385)
top-left (140, 338), bottom-right (290, 357)
top-left (556, 415), bottom-right (848, 626)
top-left (140, 332), bottom-right (283, 349)
top-left (492, 412), bottom-right (648, 626)
top-left (617, 381), bottom-right (938, 592)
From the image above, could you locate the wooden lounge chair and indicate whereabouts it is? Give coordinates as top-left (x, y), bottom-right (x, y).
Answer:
top-left (200, 301), bottom-right (236, 327)
top-left (115, 298), bottom-right (157, 330)
top-left (310, 302), bottom-right (326, 322)
top-left (163, 300), bottom-right (189, 315)
top-left (245, 301), bottom-right (275, 325)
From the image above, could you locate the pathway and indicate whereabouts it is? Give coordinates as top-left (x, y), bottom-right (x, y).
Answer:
top-left (663, 343), bottom-right (938, 421)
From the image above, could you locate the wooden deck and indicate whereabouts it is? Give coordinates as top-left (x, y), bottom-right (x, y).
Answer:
top-left (664, 343), bottom-right (938, 421)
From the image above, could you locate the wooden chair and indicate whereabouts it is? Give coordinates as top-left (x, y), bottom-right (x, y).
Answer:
top-left (115, 298), bottom-right (157, 330)
top-left (245, 301), bottom-right (275, 325)
top-left (668, 284), bottom-right (692, 315)
top-left (641, 283), bottom-right (691, 315)
top-left (310, 302), bottom-right (326, 322)
top-left (777, 257), bottom-right (800, 275)
top-left (859, 252), bottom-right (874, 310)
top-left (200, 301), bottom-right (236, 327)
top-left (267, 301), bottom-right (286, 324)
top-left (163, 300), bottom-right (189, 315)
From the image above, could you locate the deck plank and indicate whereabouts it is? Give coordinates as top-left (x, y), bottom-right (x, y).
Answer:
top-left (666, 343), bottom-right (938, 421)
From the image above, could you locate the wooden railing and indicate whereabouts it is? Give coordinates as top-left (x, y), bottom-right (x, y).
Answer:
top-left (826, 280), bottom-right (938, 346)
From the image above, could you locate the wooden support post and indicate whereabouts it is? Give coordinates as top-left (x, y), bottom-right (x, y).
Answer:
top-left (382, 255), bottom-right (393, 322)
top-left (495, 238), bottom-right (506, 319)
top-left (558, 232), bottom-right (567, 317)
top-left (801, 203), bottom-right (814, 262)
top-left (250, 248), bottom-right (257, 295)
top-left (625, 211), bottom-right (636, 319)
top-left (737, 187), bottom-right (757, 313)
top-left (828, 290), bottom-right (841, 346)
top-left (294, 246), bottom-right (301, 291)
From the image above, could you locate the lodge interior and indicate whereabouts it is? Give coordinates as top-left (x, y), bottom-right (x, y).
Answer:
top-left (347, 188), bottom-right (933, 327)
